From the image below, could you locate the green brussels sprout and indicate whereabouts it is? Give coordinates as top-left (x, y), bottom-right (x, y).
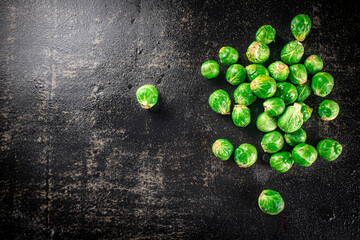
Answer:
top-left (269, 151), bottom-right (294, 173)
top-left (289, 64), bottom-right (308, 85)
top-left (246, 64), bottom-right (270, 82)
top-left (311, 72), bottom-right (334, 97)
top-left (292, 143), bottom-right (318, 167)
top-left (291, 14), bottom-right (312, 41)
top-left (234, 143), bottom-right (258, 168)
top-left (284, 128), bottom-right (307, 146)
top-left (201, 60), bottom-right (220, 79)
top-left (318, 100), bottom-right (340, 121)
top-left (250, 75), bottom-right (277, 99)
top-left (278, 103), bottom-right (303, 133)
top-left (246, 41), bottom-right (270, 64)
top-left (212, 139), bottom-right (234, 161)
top-left (296, 82), bottom-right (312, 102)
top-left (208, 89), bottom-right (231, 115)
top-left (268, 61), bottom-right (289, 82)
top-left (136, 84), bottom-right (159, 109)
top-left (219, 46), bottom-right (239, 66)
top-left (275, 82), bottom-right (298, 105)
top-left (256, 112), bottom-right (278, 132)
top-left (280, 41), bottom-right (304, 65)
top-left (233, 83), bottom-right (257, 106)
top-left (261, 131), bottom-right (284, 153)
top-left (226, 64), bottom-right (246, 85)
top-left (255, 25), bottom-right (276, 44)
top-left (263, 97), bottom-right (285, 117)
top-left (258, 189), bottom-right (284, 215)
top-left (232, 105), bottom-right (251, 127)
top-left (298, 102), bottom-right (313, 122)
top-left (304, 55), bottom-right (323, 74)
top-left (317, 139), bottom-right (342, 161)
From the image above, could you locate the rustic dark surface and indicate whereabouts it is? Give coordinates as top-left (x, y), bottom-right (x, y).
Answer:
top-left (0, 0), bottom-right (359, 239)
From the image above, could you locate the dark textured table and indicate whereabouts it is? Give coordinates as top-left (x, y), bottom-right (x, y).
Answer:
top-left (1, 0), bottom-right (359, 239)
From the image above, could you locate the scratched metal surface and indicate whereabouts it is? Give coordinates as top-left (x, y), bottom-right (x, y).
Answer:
top-left (0, 0), bottom-right (359, 239)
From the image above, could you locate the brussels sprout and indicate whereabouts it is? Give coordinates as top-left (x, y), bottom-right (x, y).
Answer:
top-left (226, 64), bottom-right (246, 85)
top-left (232, 105), bottom-right (251, 127)
top-left (292, 143), bottom-right (318, 167)
top-left (258, 189), bottom-right (284, 215)
top-left (280, 41), bottom-right (304, 65)
top-left (234, 83), bottom-right (257, 106)
top-left (268, 61), bottom-right (289, 82)
top-left (261, 131), bottom-right (284, 153)
top-left (250, 75), bottom-right (277, 99)
top-left (291, 14), bottom-right (312, 41)
top-left (246, 64), bottom-right (270, 82)
top-left (212, 139), bottom-right (234, 161)
top-left (234, 143), bottom-right (258, 168)
top-left (296, 82), bottom-right (312, 102)
top-left (318, 100), bottom-right (340, 121)
top-left (289, 64), bottom-right (308, 85)
top-left (269, 151), bottom-right (294, 173)
top-left (278, 103), bottom-right (303, 133)
top-left (317, 139), bottom-right (342, 161)
top-left (208, 89), bottom-right (231, 115)
top-left (201, 60), bottom-right (220, 79)
top-left (304, 55), bottom-right (323, 74)
top-left (263, 97), bottom-right (285, 117)
top-left (256, 25), bottom-right (276, 44)
top-left (256, 112), bottom-right (278, 132)
top-left (219, 47), bottom-right (239, 66)
top-left (246, 41), bottom-right (270, 64)
top-left (136, 84), bottom-right (158, 109)
top-left (298, 102), bottom-right (313, 122)
top-left (284, 128), bottom-right (307, 146)
top-left (311, 72), bottom-right (334, 97)
top-left (275, 82), bottom-right (298, 105)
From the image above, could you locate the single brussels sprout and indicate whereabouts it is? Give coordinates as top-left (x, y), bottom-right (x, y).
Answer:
top-left (201, 60), bottom-right (220, 79)
top-left (226, 64), bottom-right (246, 85)
top-left (234, 143), bottom-right (258, 168)
top-left (256, 25), bottom-right (276, 44)
top-left (256, 112), bottom-right (278, 132)
top-left (269, 151), bottom-right (294, 173)
top-left (263, 97), bottom-right (285, 117)
top-left (268, 61), bottom-right (289, 82)
top-left (208, 89), bottom-right (231, 115)
top-left (317, 139), bottom-right (342, 161)
top-left (275, 82), bottom-right (298, 105)
top-left (304, 55), bottom-right (323, 74)
top-left (261, 131), bottom-right (284, 153)
top-left (280, 41), bottom-right (304, 65)
top-left (212, 139), bottom-right (234, 161)
top-left (246, 41), bottom-right (270, 64)
top-left (258, 189), bottom-right (284, 215)
top-left (219, 47), bottom-right (239, 66)
top-left (246, 64), bottom-right (270, 82)
top-left (298, 102), bottom-right (313, 122)
top-left (291, 14), bottom-right (312, 41)
top-left (318, 100), bottom-right (340, 121)
top-left (278, 103), bottom-right (303, 133)
top-left (311, 72), bottom-right (334, 97)
top-left (296, 82), bottom-right (312, 102)
top-left (136, 84), bottom-right (158, 109)
top-left (232, 105), bottom-right (251, 127)
top-left (234, 83), bottom-right (257, 106)
top-left (250, 75), bottom-right (277, 99)
top-left (292, 143), bottom-right (318, 167)
top-left (284, 128), bottom-right (307, 146)
top-left (289, 64), bottom-right (308, 85)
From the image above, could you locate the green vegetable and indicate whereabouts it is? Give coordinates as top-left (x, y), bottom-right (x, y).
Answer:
top-left (275, 82), bottom-right (298, 105)
top-left (212, 139), bottom-right (234, 161)
top-left (201, 60), bottom-right (220, 79)
top-left (136, 84), bottom-right (159, 109)
top-left (318, 100), bottom-right (340, 121)
top-left (311, 72), bottom-right (334, 97)
top-left (291, 14), bottom-right (312, 41)
top-left (289, 64), bottom-right (308, 85)
top-left (226, 64), bottom-right (246, 85)
top-left (256, 25), bottom-right (276, 44)
top-left (304, 55), bottom-right (323, 74)
top-left (292, 143), bottom-right (318, 167)
top-left (261, 131), bottom-right (284, 153)
top-left (278, 103), bottom-right (303, 133)
top-left (208, 90), bottom-right (231, 115)
top-left (269, 151), bottom-right (294, 173)
top-left (232, 105), bottom-right (251, 127)
top-left (219, 47), bottom-right (239, 66)
top-left (263, 97), bottom-right (285, 117)
top-left (246, 64), bottom-right (270, 82)
top-left (268, 61), bottom-right (289, 82)
top-left (250, 75), bottom-right (277, 99)
top-left (280, 41), bottom-right (304, 65)
top-left (234, 83), bottom-right (257, 106)
top-left (246, 41), bottom-right (270, 64)
top-left (258, 189), bottom-right (284, 215)
top-left (234, 143), bottom-right (258, 168)
top-left (317, 139), bottom-right (342, 161)
top-left (256, 112), bottom-right (278, 132)
top-left (298, 102), bottom-right (313, 122)
top-left (284, 128), bottom-right (307, 146)
top-left (296, 82), bottom-right (312, 102)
